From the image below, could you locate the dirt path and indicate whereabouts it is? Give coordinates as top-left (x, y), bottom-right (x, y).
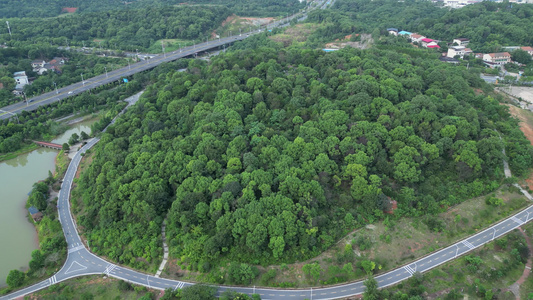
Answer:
top-left (505, 227), bottom-right (533, 299)
top-left (506, 105), bottom-right (533, 190)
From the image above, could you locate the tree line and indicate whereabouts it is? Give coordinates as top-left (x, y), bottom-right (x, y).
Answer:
top-left (306, 0), bottom-right (533, 53)
top-left (0, 0), bottom-right (302, 18)
top-left (0, 6), bottom-right (231, 51)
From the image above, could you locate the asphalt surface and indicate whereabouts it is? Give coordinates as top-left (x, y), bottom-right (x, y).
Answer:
top-left (3, 128), bottom-right (533, 300)
top-left (0, 9), bottom-right (307, 121)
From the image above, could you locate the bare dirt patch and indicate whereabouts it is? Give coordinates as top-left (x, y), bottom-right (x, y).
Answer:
top-left (235, 17), bottom-right (274, 27)
top-left (325, 33), bottom-right (374, 50)
top-left (221, 15), bottom-right (237, 27)
top-left (506, 105), bottom-right (533, 189)
top-left (269, 23), bottom-right (319, 46)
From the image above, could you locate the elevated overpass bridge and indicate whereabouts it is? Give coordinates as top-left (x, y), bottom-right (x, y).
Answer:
top-left (0, 3), bottom-right (320, 121)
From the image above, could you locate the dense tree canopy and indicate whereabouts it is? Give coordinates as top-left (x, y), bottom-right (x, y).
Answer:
top-left (0, 7), bottom-right (231, 51)
top-left (0, 0), bottom-right (302, 18)
top-left (75, 39), bottom-right (533, 272)
top-left (307, 0), bottom-right (533, 52)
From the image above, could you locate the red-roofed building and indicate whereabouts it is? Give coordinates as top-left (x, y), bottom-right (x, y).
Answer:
top-left (61, 7), bottom-right (78, 13)
top-left (521, 46), bottom-right (533, 56)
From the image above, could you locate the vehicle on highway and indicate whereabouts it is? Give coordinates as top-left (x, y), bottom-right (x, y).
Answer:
top-left (68, 91), bottom-right (73, 94)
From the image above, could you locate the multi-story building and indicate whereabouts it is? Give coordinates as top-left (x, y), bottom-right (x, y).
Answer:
top-left (482, 52), bottom-right (511, 65)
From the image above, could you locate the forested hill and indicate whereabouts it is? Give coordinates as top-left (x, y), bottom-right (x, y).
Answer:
top-left (308, 0), bottom-right (533, 52)
top-left (75, 39), bottom-right (533, 271)
top-left (0, 0), bottom-right (302, 18)
top-left (0, 7), bottom-right (231, 51)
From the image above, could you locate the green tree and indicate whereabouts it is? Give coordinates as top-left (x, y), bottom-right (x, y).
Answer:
top-left (363, 275), bottom-right (379, 300)
top-left (68, 133), bottom-right (80, 145)
top-left (512, 49), bottom-right (532, 65)
top-left (6, 269), bottom-right (25, 288)
top-left (302, 263), bottom-right (322, 283)
top-left (179, 284), bottom-right (216, 300)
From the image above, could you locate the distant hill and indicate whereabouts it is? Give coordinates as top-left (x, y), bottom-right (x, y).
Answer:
top-left (0, 0), bottom-right (304, 18)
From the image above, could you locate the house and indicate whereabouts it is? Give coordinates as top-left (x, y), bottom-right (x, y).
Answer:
top-left (13, 71), bottom-right (29, 92)
top-left (521, 46), bottom-right (533, 56)
top-left (31, 60), bottom-right (46, 70)
top-left (32, 57), bottom-right (68, 75)
top-left (387, 28), bottom-right (398, 36)
top-left (426, 42), bottom-right (441, 49)
top-left (398, 31), bottom-right (411, 36)
top-left (410, 33), bottom-right (426, 43)
top-left (483, 52), bottom-right (511, 65)
top-left (28, 206), bottom-right (43, 222)
top-left (447, 46), bottom-right (466, 58)
top-left (452, 38), bottom-right (470, 46)
top-left (420, 38), bottom-right (436, 47)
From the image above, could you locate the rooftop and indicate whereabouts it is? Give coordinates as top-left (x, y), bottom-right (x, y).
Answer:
top-left (28, 206), bottom-right (39, 215)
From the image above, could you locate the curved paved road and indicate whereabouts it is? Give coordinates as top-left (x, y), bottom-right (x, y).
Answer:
top-left (3, 2), bottom-right (533, 299)
top-left (2, 110), bottom-right (533, 300)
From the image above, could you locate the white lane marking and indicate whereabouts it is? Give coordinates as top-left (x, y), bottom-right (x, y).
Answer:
top-left (174, 281), bottom-right (185, 290)
top-left (404, 266), bottom-right (414, 275)
top-left (511, 216), bottom-right (524, 225)
top-left (64, 261), bottom-right (88, 274)
top-left (68, 245), bottom-right (84, 253)
top-left (462, 240), bottom-right (475, 250)
top-left (104, 264), bottom-right (117, 275)
top-left (49, 275), bottom-right (57, 285)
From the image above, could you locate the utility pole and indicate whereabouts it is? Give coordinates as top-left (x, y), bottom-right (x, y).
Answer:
top-left (161, 41), bottom-right (165, 57)
top-left (54, 82), bottom-right (58, 94)
top-left (239, 28), bottom-right (242, 36)
top-left (179, 44), bottom-right (181, 53)
top-left (81, 73), bottom-right (84, 86)
top-left (6, 21), bottom-right (12, 37)
top-left (104, 66), bottom-right (108, 78)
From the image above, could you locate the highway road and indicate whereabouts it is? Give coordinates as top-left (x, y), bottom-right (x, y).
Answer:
top-left (0, 1), bottom-right (314, 121)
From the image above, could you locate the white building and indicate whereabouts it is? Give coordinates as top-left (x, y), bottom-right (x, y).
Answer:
top-left (452, 38), bottom-right (470, 47)
top-left (483, 52), bottom-right (511, 65)
top-left (447, 46), bottom-right (466, 59)
top-left (14, 71), bottom-right (29, 90)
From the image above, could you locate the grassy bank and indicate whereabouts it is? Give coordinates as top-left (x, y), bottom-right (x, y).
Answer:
top-left (0, 143), bottom-right (39, 162)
